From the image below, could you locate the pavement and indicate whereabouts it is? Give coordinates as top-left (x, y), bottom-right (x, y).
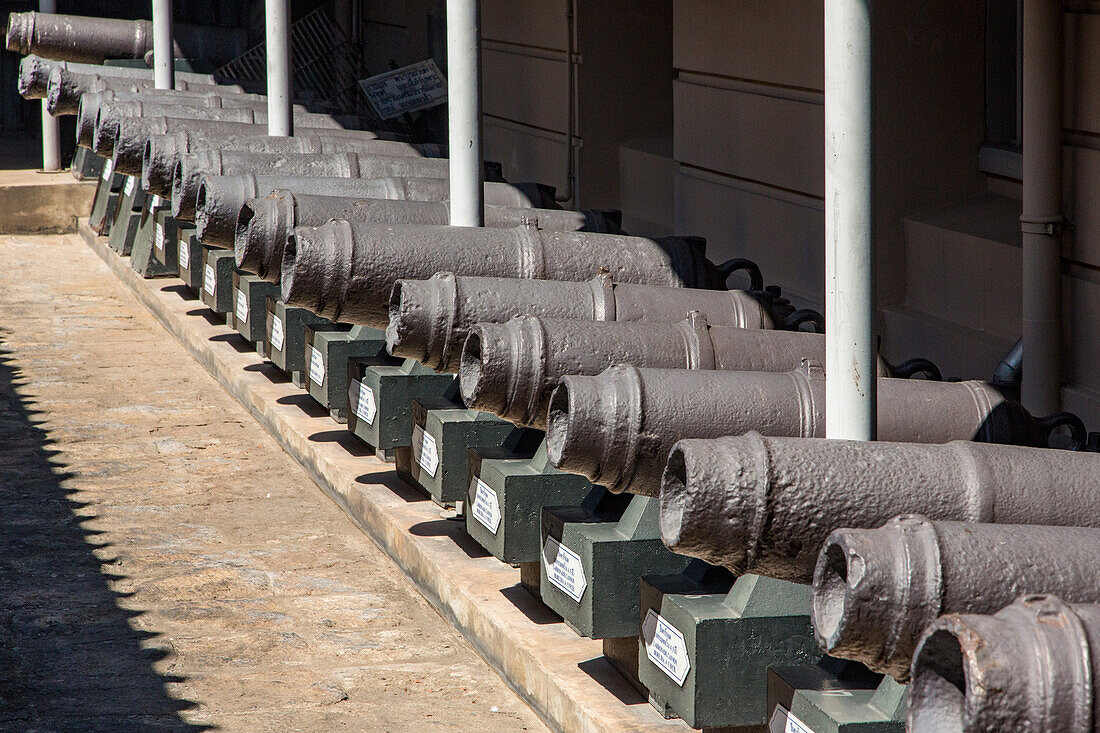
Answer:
top-left (0, 232), bottom-right (549, 732)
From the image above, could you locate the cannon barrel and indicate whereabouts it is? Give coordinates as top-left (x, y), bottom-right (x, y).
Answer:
top-left (130, 120), bottom-right (392, 189)
top-left (7, 11), bottom-right (248, 65)
top-left (46, 68), bottom-right (246, 115)
top-left (909, 595), bottom-right (1100, 733)
top-left (659, 433), bottom-right (1100, 583)
top-left (459, 315), bottom-right (866, 428)
top-left (814, 516), bottom-right (1100, 681)
top-left (18, 54), bottom-right (215, 98)
top-left (129, 129), bottom-right (432, 181)
top-left (548, 366), bottom-right (1060, 496)
top-left (282, 222), bottom-right (726, 333)
top-left (93, 101), bottom-right (341, 158)
top-left (230, 191), bottom-right (617, 278)
top-left (172, 151), bottom-right (451, 221)
top-left (386, 272), bottom-right (779, 373)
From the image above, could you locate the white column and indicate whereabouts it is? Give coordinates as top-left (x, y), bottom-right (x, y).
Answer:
top-left (152, 0), bottom-right (175, 90)
top-left (446, 0), bottom-right (484, 226)
top-left (824, 0), bottom-right (876, 440)
top-left (265, 0), bottom-right (293, 136)
top-left (39, 0), bottom-right (60, 171)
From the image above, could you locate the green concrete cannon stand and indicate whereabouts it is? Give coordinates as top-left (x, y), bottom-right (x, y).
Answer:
top-left (767, 663), bottom-right (906, 733)
top-left (638, 569), bottom-right (820, 730)
top-left (88, 160), bottom-right (123, 235)
top-left (106, 175), bottom-right (147, 255)
top-left (540, 495), bottom-right (693, 642)
top-left (71, 147), bottom-right (105, 180)
top-left (175, 226), bottom-right (201, 291)
top-left (198, 247), bottom-right (237, 317)
top-left (347, 357), bottom-right (457, 461)
top-left (265, 299), bottom-right (330, 386)
top-left (304, 325), bottom-right (388, 423)
top-left (129, 194), bottom-right (177, 278)
top-left (395, 398), bottom-right (521, 507)
top-left (466, 438), bottom-right (601, 577)
top-left (232, 273), bottom-right (281, 352)
top-left (151, 208), bottom-right (184, 270)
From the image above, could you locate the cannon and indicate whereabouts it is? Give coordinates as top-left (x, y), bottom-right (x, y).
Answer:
top-left (92, 101), bottom-right (343, 158)
top-left (659, 433), bottom-right (1100, 584)
top-left (229, 191), bottom-right (619, 277)
top-left (909, 595), bottom-right (1100, 733)
top-left (385, 271), bottom-right (819, 374)
top-left (548, 365), bottom-right (1079, 496)
top-left (127, 120), bottom-right (397, 188)
top-left (6, 11), bottom-right (248, 65)
top-left (282, 222), bottom-right (731, 331)
top-left (18, 54), bottom-right (216, 98)
top-left (46, 68), bottom-right (246, 115)
top-left (192, 175), bottom-right (555, 255)
top-left (460, 315), bottom-right (890, 428)
top-left (172, 151), bottom-right (454, 221)
top-left (814, 516), bottom-right (1100, 681)
top-left (129, 129), bottom-right (435, 182)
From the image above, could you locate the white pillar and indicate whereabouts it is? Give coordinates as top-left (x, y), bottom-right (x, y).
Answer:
top-left (265, 0), bottom-right (293, 136)
top-left (446, 0), bottom-right (484, 226)
top-left (824, 0), bottom-right (876, 440)
top-left (152, 0), bottom-right (175, 90)
top-left (39, 0), bottom-right (60, 171)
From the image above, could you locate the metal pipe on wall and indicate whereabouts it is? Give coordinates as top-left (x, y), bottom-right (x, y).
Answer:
top-left (264, 0), bottom-right (293, 137)
top-left (1020, 0), bottom-right (1065, 415)
top-left (824, 0), bottom-right (877, 441)
top-left (446, 0), bottom-right (484, 227)
top-left (39, 0), bottom-right (60, 171)
top-left (152, 0), bottom-right (174, 90)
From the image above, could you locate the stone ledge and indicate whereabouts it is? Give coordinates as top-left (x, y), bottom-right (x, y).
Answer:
top-left (78, 221), bottom-right (690, 733)
top-left (0, 170), bottom-right (95, 234)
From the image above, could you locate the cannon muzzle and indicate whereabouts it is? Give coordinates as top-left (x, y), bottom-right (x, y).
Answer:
top-left (909, 595), bottom-right (1100, 733)
top-left (814, 516), bottom-right (1100, 681)
top-left (659, 433), bottom-right (1100, 583)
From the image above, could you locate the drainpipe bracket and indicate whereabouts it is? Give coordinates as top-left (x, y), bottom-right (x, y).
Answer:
top-left (1020, 216), bottom-right (1065, 236)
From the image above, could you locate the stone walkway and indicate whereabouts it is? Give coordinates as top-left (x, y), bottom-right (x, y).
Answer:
top-left (0, 233), bottom-right (548, 732)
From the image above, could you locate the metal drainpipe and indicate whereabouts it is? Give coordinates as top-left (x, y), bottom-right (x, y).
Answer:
top-left (39, 0), bottom-right (60, 172)
top-left (1020, 0), bottom-right (1064, 415)
top-left (554, 0), bottom-right (576, 205)
top-left (265, 0), bottom-right (293, 137)
top-left (824, 0), bottom-right (877, 440)
top-left (446, 0), bottom-right (484, 226)
top-left (152, 0), bottom-right (175, 90)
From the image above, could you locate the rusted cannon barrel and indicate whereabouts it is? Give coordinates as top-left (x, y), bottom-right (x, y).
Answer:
top-left (814, 516), bottom-right (1100, 681)
top-left (282, 222), bottom-right (728, 332)
top-left (18, 54), bottom-right (215, 98)
top-left (909, 595), bottom-right (1100, 733)
top-left (548, 366), bottom-right (1068, 496)
top-left (229, 191), bottom-right (617, 278)
top-left (172, 152), bottom-right (452, 221)
top-left (129, 129), bottom-right (437, 182)
top-left (659, 433), bottom-right (1100, 584)
top-left (387, 272), bottom-right (783, 374)
top-left (48, 70), bottom-right (247, 115)
top-left (128, 120), bottom-right (393, 187)
top-left (459, 315), bottom-right (871, 428)
top-left (6, 11), bottom-right (248, 65)
top-left (93, 101), bottom-right (342, 158)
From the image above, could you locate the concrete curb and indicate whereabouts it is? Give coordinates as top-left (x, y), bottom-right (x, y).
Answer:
top-left (79, 222), bottom-right (689, 733)
top-left (0, 171), bottom-right (95, 234)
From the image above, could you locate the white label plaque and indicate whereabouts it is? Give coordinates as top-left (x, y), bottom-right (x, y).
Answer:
top-left (543, 535), bottom-right (586, 603)
top-left (203, 263), bottom-right (215, 296)
top-left (411, 424), bottom-right (439, 477)
top-left (351, 379), bottom-right (377, 425)
top-left (270, 315), bottom-right (285, 352)
top-left (308, 345), bottom-right (325, 385)
top-left (359, 59), bottom-right (448, 120)
top-left (235, 289), bottom-right (248, 324)
top-left (470, 478), bottom-right (502, 534)
top-left (642, 609), bottom-right (691, 686)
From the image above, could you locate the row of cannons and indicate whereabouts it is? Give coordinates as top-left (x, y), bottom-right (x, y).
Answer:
top-left (14, 12), bottom-right (1100, 732)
